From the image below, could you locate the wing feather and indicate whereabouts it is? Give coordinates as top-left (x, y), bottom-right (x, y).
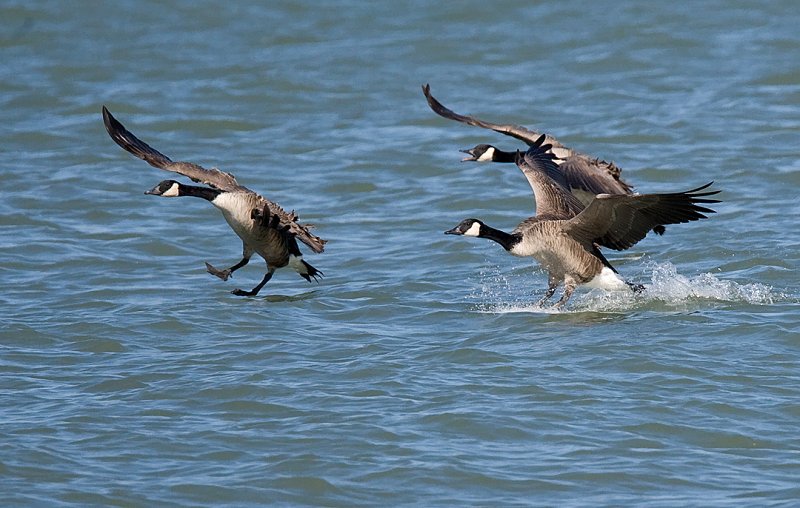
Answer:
top-left (564, 183), bottom-right (720, 251)
top-left (514, 137), bottom-right (586, 219)
top-left (422, 84), bottom-right (564, 148)
top-left (102, 106), bottom-right (241, 192)
top-left (257, 200), bottom-right (327, 254)
top-left (558, 156), bottom-right (633, 197)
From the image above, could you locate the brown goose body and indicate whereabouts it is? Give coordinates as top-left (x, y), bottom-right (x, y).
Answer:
top-left (103, 106), bottom-right (325, 296)
top-left (445, 136), bottom-right (720, 307)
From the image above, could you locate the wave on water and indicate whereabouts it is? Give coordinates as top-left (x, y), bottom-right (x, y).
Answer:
top-left (472, 262), bottom-right (781, 314)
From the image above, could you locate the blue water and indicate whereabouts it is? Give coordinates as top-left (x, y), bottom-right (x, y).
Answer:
top-left (2, 1), bottom-right (800, 506)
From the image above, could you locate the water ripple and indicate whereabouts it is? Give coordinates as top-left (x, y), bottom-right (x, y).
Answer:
top-left (3, 1), bottom-right (800, 506)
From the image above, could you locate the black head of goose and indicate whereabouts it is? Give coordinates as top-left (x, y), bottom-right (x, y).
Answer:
top-left (460, 144), bottom-right (510, 163)
top-left (103, 106), bottom-right (325, 296)
top-left (445, 136), bottom-right (720, 308)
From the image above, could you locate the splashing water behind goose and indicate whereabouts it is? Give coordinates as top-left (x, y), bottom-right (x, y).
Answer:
top-left (473, 262), bottom-right (780, 314)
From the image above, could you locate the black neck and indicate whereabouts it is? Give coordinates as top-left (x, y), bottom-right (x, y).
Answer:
top-left (179, 184), bottom-right (222, 201)
top-left (491, 149), bottom-right (517, 163)
top-left (480, 224), bottom-right (521, 251)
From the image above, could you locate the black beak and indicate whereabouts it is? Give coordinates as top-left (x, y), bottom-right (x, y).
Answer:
top-left (144, 185), bottom-right (160, 195)
top-left (444, 226), bottom-right (462, 235)
top-left (459, 148), bottom-right (477, 162)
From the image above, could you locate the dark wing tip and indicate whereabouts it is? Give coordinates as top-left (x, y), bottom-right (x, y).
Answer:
top-left (101, 105), bottom-right (132, 146)
top-left (692, 205), bottom-right (718, 215)
top-left (422, 83), bottom-right (444, 111)
top-left (686, 181), bottom-right (720, 196)
top-left (684, 181), bottom-right (722, 204)
top-left (101, 106), bottom-right (177, 169)
top-left (101, 105), bottom-right (125, 137)
top-left (102, 104), bottom-right (113, 127)
top-left (523, 137), bottom-right (555, 162)
top-left (421, 83), bottom-right (461, 122)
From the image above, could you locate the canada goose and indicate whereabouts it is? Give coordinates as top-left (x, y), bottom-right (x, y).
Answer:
top-left (422, 83), bottom-right (668, 235)
top-left (444, 136), bottom-right (720, 308)
top-left (102, 106), bottom-right (325, 296)
top-left (422, 84), bottom-right (634, 202)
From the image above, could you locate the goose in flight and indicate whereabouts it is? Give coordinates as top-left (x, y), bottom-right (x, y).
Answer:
top-left (422, 83), bottom-right (669, 234)
top-left (422, 84), bottom-right (634, 203)
top-left (444, 135), bottom-right (719, 308)
top-left (103, 106), bottom-right (325, 296)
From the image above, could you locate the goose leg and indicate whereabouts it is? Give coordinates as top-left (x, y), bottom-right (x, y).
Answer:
top-left (537, 275), bottom-right (560, 306)
top-left (537, 285), bottom-right (557, 306)
top-left (206, 244), bottom-right (254, 281)
top-left (232, 268), bottom-right (275, 297)
top-left (553, 282), bottom-right (576, 309)
top-left (206, 257), bottom-right (249, 281)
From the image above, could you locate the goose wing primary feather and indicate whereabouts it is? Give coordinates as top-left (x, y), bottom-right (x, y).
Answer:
top-left (422, 84), bottom-right (564, 149)
top-left (563, 183), bottom-right (720, 251)
top-left (103, 106), bottom-right (242, 192)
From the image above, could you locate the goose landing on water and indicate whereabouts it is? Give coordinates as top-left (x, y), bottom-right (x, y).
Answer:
top-left (444, 137), bottom-right (720, 308)
top-left (420, 84), bottom-right (673, 235)
top-left (103, 106), bottom-right (326, 296)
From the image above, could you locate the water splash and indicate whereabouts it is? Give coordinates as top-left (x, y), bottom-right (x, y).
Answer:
top-left (472, 262), bottom-right (780, 314)
top-left (643, 262), bottom-right (777, 304)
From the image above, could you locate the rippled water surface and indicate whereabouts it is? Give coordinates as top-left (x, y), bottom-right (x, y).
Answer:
top-left (2, 1), bottom-right (800, 506)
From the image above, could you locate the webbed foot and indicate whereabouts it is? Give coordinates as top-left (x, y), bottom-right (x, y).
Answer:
top-left (205, 262), bottom-right (232, 281)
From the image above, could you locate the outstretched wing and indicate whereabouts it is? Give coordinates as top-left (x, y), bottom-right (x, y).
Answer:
top-left (564, 183), bottom-right (720, 251)
top-left (102, 106), bottom-right (242, 192)
top-left (514, 135), bottom-right (586, 219)
top-left (422, 84), bottom-right (565, 148)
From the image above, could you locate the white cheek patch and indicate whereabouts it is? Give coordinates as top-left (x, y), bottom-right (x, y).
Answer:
top-left (463, 222), bottom-right (482, 237)
top-left (476, 147), bottom-right (495, 162)
top-left (162, 183), bottom-right (180, 197)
